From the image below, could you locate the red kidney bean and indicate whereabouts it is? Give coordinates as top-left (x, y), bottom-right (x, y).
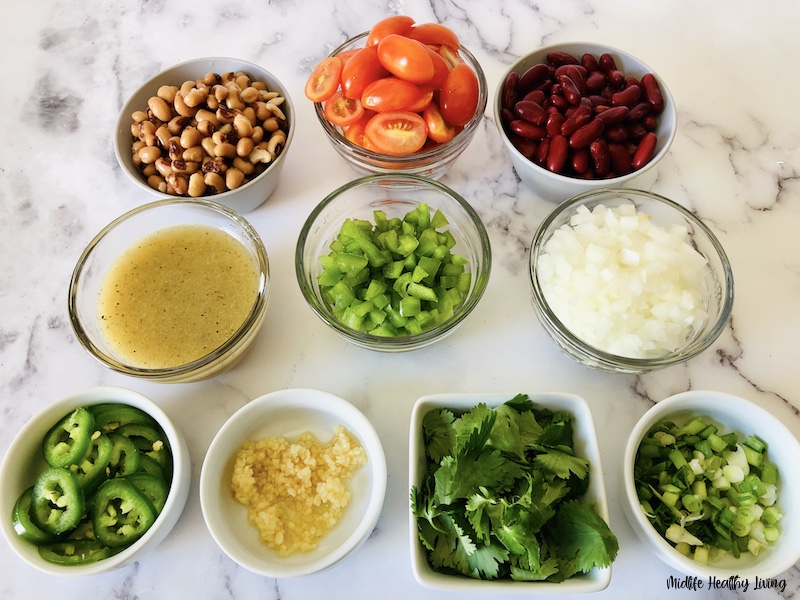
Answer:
top-left (511, 136), bottom-right (537, 160)
top-left (557, 75), bottom-right (582, 105)
top-left (571, 148), bottom-right (591, 173)
top-left (611, 85), bottom-right (641, 107)
top-left (565, 66), bottom-right (587, 96)
top-left (605, 123), bottom-right (629, 142)
top-left (518, 63), bottom-right (551, 91)
top-left (548, 93), bottom-right (570, 111)
top-left (560, 105), bottom-right (592, 137)
top-left (608, 69), bottom-right (625, 87)
top-left (627, 101), bottom-right (651, 121)
top-left (585, 70), bottom-right (607, 92)
top-left (641, 73), bottom-right (665, 114)
top-left (598, 53), bottom-right (617, 73)
top-left (546, 112), bottom-right (565, 138)
top-left (535, 137), bottom-right (550, 166)
top-left (569, 118), bottom-right (604, 149)
top-left (502, 72), bottom-right (520, 110)
top-left (608, 142), bottom-right (632, 174)
top-left (522, 89), bottom-right (545, 105)
top-left (628, 122), bottom-right (648, 141)
top-left (515, 100), bottom-right (548, 125)
top-left (511, 119), bottom-right (547, 140)
top-left (595, 105), bottom-right (629, 125)
top-left (589, 138), bottom-right (611, 176)
top-left (581, 53), bottom-right (599, 72)
top-left (546, 134), bottom-right (569, 173)
top-left (643, 114), bottom-right (658, 131)
top-left (588, 94), bottom-right (610, 108)
top-left (500, 107), bottom-right (515, 127)
top-left (547, 51), bottom-right (579, 65)
top-left (632, 131), bottom-right (657, 169)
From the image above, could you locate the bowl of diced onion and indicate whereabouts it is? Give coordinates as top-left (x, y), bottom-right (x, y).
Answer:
top-left (622, 390), bottom-right (800, 579)
top-left (528, 188), bottom-right (733, 373)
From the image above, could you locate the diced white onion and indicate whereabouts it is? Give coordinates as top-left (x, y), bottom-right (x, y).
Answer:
top-left (537, 202), bottom-right (710, 359)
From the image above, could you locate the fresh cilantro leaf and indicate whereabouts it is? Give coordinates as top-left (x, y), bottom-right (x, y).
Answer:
top-left (533, 449), bottom-right (589, 480)
top-left (422, 409), bottom-right (455, 464)
top-left (434, 449), bottom-right (524, 504)
top-left (546, 500), bottom-right (619, 572)
top-left (510, 557), bottom-right (560, 581)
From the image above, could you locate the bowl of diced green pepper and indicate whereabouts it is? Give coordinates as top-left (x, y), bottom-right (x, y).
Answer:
top-left (623, 390), bottom-right (800, 580)
top-left (296, 174), bottom-right (491, 352)
top-left (0, 386), bottom-right (190, 576)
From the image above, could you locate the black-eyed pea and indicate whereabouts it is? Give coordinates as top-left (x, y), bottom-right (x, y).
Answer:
top-left (260, 90), bottom-right (280, 102)
top-left (201, 137), bottom-right (217, 157)
top-left (251, 81), bottom-right (267, 91)
top-left (202, 156), bottom-right (227, 175)
top-left (248, 147), bottom-right (272, 164)
top-left (235, 74), bottom-right (250, 90)
top-left (204, 171), bottom-right (226, 193)
top-left (167, 172), bottom-right (189, 195)
top-left (132, 110), bottom-right (149, 123)
top-left (240, 86), bottom-right (259, 104)
top-left (179, 80), bottom-right (195, 96)
top-left (211, 131), bottom-right (226, 146)
top-left (216, 105), bottom-right (237, 125)
top-left (131, 122), bottom-right (142, 139)
top-left (142, 163), bottom-right (157, 177)
top-left (167, 137), bottom-right (182, 161)
top-left (187, 172), bottom-right (207, 197)
top-left (155, 157), bottom-right (173, 177)
top-left (267, 130), bottom-right (286, 157)
top-left (168, 115), bottom-right (191, 135)
top-left (180, 126), bottom-right (202, 149)
top-left (173, 93), bottom-right (197, 117)
top-left (213, 84), bottom-right (229, 102)
top-left (233, 156), bottom-right (255, 175)
top-left (197, 119), bottom-right (216, 137)
top-left (242, 106), bottom-right (257, 126)
top-left (262, 117), bottom-right (279, 133)
top-left (221, 71), bottom-right (236, 84)
top-left (266, 101), bottom-right (286, 121)
top-left (132, 140), bottom-right (145, 154)
top-left (183, 146), bottom-right (204, 163)
top-left (132, 152), bottom-right (142, 168)
top-left (214, 142), bottom-right (237, 159)
top-left (147, 96), bottom-right (173, 122)
top-left (147, 174), bottom-right (167, 192)
top-left (236, 137), bottom-right (255, 158)
top-left (251, 125), bottom-right (264, 144)
top-left (155, 124), bottom-right (171, 147)
top-left (139, 121), bottom-right (157, 146)
top-left (138, 145), bottom-right (162, 164)
top-left (226, 89), bottom-right (245, 111)
top-left (157, 85), bottom-right (179, 103)
top-left (206, 96), bottom-right (219, 110)
top-left (226, 167), bottom-right (245, 190)
top-left (254, 101), bottom-right (270, 122)
top-left (233, 113), bottom-right (254, 138)
top-left (184, 87), bottom-right (209, 108)
top-left (171, 159), bottom-right (199, 174)
top-left (202, 72), bottom-right (221, 86)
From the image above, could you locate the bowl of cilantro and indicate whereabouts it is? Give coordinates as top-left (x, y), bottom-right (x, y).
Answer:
top-left (408, 392), bottom-right (618, 593)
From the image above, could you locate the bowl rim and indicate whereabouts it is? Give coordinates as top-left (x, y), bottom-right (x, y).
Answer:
top-left (408, 391), bottom-right (612, 593)
top-left (68, 197), bottom-right (270, 379)
top-left (313, 32), bottom-right (488, 165)
top-left (622, 390), bottom-right (800, 578)
top-left (295, 173), bottom-right (492, 350)
top-left (114, 55), bottom-right (295, 203)
top-left (493, 41), bottom-right (677, 188)
top-left (0, 385), bottom-right (191, 576)
top-left (199, 387), bottom-right (387, 577)
top-left (529, 187), bottom-right (734, 370)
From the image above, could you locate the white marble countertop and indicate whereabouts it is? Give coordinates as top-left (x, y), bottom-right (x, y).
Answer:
top-left (1, 1), bottom-right (799, 598)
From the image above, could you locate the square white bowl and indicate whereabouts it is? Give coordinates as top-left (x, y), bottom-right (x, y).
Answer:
top-left (623, 390), bottom-right (800, 579)
top-left (199, 388), bottom-right (387, 577)
top-left (408, 392), bottom-right (612, 593)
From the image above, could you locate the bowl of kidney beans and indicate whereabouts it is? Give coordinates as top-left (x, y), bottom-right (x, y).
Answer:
top-left (494, 42), bottom-right (676, 202)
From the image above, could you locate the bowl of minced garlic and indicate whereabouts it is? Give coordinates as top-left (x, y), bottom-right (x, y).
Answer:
top-left (200, 388), bottom-right (387, 577)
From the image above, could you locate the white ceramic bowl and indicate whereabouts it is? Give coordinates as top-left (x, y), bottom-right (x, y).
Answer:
top-left (200, 388), bottom-right (387, 577)
top-left (623, 390), bottom-right (800, 579)
top-left (409, 392), bottom-right (612, 594)
top-left (0, 386), bottom-right (191, 576)
top-left (494, 42), bottom-right (676, 202)
top-left (115, 57), bottom-right (294, 213)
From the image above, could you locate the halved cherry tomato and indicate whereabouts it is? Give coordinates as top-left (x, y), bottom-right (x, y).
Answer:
top-left (439, 63), bottom-right (479, 127)
top-left (341, 46), bottom-right (390, 99)
top-left (366, 15), bottom-right (415, 47)
top-left (344, 111), bottom-right (377, 149)
top-left (405, 23), bottom-right (460, 49)
top-left (405, 84), bottom-right (434, 113)
top-left (324, 90), bottom-right (365, 127)
top-left (365, 111), bottom-right (427, 155)
top-left (336, 48), bottom-right (360, 68)
top-left (424, 46), bottom-right (451, 90)
top-left (361, 77), bottom-right (424, 113)
top-left (305, 56), bottom-right (343, 103)
top-left (422, 102), bottom-right (457, 144)
top-left (377, 34), bottom-right (434, 84)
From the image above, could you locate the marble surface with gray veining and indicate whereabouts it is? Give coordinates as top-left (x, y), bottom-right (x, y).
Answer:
top-left (1, 1), bottom-right (799, 598)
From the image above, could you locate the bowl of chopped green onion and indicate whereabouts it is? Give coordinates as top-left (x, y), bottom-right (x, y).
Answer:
top-left (623, 390), bottom-right (800, 580)
top-left (296, 174), bottom-right (491, 352)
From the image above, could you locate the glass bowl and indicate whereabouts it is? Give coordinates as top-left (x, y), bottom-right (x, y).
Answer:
top-left (68, 198), bottom-right (270, 383)
top-left (529, 188), bottom-right (734, 373)
top-left (313, 32), bottom-right (488, 179)
top-left (494, 42), bottom-right (677, 202)
top-left (296, 174), bottom-right (491, 352)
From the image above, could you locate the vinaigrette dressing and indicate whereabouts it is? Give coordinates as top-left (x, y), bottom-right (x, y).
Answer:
top-left (98, 225), bottom-right (259, 369)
